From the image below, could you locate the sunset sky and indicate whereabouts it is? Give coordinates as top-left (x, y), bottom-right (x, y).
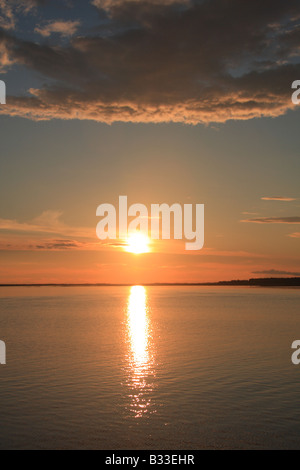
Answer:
top-left (0, 0), bottom-right (299, 284)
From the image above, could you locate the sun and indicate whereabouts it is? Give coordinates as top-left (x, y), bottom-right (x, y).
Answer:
top-left (126, 233), bottom-right (150, 254)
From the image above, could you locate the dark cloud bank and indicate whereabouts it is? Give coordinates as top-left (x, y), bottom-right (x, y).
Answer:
top-left (1, 0), bottom-right (300, 123)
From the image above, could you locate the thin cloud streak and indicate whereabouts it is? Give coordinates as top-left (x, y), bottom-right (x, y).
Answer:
top-left (242, 217), bottom-right (300, 224)
top-left (261, 197), bottom-right (297, 201)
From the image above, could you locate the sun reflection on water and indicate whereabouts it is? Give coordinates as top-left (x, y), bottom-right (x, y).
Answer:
top-left (125, 286), bottom-right (156, 418)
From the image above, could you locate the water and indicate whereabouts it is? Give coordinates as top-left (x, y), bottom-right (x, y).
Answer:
top-left (0, 286), bottom-right (300, 450)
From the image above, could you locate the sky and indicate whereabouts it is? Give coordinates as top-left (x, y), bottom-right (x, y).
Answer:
top-left (0, 0), bottom-right (299, 284)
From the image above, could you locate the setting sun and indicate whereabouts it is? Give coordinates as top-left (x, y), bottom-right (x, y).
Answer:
top-left (126, 233), bottom-right (150, 254)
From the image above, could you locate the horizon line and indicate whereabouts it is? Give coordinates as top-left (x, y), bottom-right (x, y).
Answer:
top-left (0, 277), bottom-right (299, 287)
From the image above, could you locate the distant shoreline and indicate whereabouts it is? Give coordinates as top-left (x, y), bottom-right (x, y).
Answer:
top-left (0, 277), bottom-right (299, 287)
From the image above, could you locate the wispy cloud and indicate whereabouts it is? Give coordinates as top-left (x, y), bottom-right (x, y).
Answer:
top-left (242, 217), bottom-right (300, 224)
top-left (35, 20), bottom-right (80, 38)
top-left (0, 210), bottom-right (108, 251)
top-left (288, 232), bottom-right (300, 238)
top-left (242, 211), bottom-right (259, 215)
top-left (91, 0), bottom-right (190, 10)
top-left (261, 197), bottom-right (297, 201)
top-left (0, 211), bottom-right (94, 241)
top-left (0, 239), bottom-right (100, 251)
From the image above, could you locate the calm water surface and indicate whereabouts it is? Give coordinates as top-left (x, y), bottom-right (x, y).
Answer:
top-left (0, 286), bottom-right (300, 449)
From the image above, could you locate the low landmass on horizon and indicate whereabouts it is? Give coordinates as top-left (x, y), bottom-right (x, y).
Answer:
top-left (0, 278), bottom-right (299, 287)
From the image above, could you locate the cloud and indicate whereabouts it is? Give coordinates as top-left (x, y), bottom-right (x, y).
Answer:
top-left (0, 211), bottom-right (107, 251)
top-left (288, 232), bottom-right (300, 238)
top-left (35, 20), bottom-right (81, 38)
top-left (0, 0), bottom-right (299, 123)
top-left (242, 217), bottom-right (300, 224)
top-left (0, 1), bottom-right (15, 30)
top-left (242, 211), bottom-right (259, 215)
top-left (253, 269), bottom-right (300, 276)
top-left (0, 36), bottom-right (14, 70)
top-left (261, 197), bottom-right (297, 201)
top-left (0, 239), bottom-right (98, 251)
top-left (91, 0), bottom-right (190, 11)
top-left (0, 0), bottom-right (42, 31)
top-left (34, 239), bottom-right (95, 250)
top-left (0, 210), bottom-right (94, 239)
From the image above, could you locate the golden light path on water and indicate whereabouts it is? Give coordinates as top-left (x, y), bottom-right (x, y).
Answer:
top-left (125, 286), bottom-right (156, 418)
